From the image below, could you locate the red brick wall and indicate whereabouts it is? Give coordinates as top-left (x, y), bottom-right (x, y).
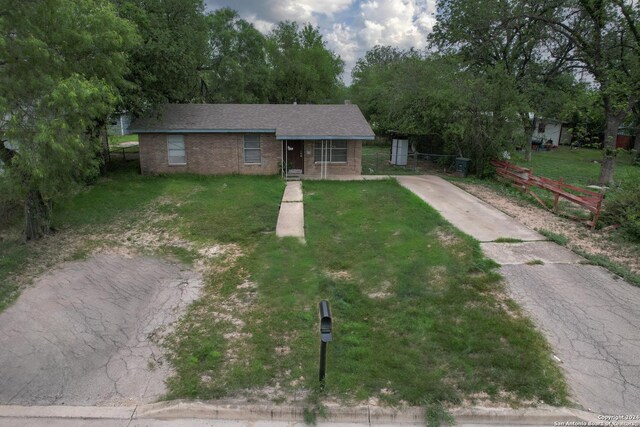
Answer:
top-left (139, 133), bottom-right (280, 175)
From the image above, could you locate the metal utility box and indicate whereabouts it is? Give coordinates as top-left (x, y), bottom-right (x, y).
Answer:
top-left (455, 157), bottom-right (471, 177)
top-left (391, 139), bottom-right (409, 166)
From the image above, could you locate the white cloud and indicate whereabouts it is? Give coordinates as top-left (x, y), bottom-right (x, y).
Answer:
top-left (204, 0), bottom-right (438, 84)
top-left (324, 23), bottom-right (361, 83)
top-left (205, 0), bottom-right (353, 24)
top-left (357, 0), bottom-right (434, 50)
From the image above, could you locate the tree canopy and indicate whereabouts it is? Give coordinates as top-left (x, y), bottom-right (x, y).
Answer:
top-left (351, 50), bottom-right (527, 175)
top-left (112, 0), bottom-right (209, 114)
top-left (1, 3), bottom-right (348, 239)
top-left (430, 0), bottom-right (640, 184)
top-left (267, 21), bottom-right (345, 104)
top-left (203, 8), bottom-right (270, 103)
top-left (527, 0), bottom-right (640, 184)
top-left (0, 0), bottom-right (138, 239)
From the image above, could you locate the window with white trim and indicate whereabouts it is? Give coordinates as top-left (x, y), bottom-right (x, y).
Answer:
top-left (244, 135), bottom-right (261, 164)
top-left (167, 135), bottom-right (186, 165)
top-left (314, 140), bottom-right (347, 163)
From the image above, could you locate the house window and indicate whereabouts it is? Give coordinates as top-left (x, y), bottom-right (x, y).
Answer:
top-left (537, 121), bottom-right (546, 133)
top-left (244, 135), bottom-right (261, 164)
top-left (314, 140), bottom-right (348, 163)
top-left (167, 135), bottom-right (186, 165)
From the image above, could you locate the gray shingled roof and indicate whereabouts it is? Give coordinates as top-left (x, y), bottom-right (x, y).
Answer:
top-left (128, 104), bottom-right (375, 140)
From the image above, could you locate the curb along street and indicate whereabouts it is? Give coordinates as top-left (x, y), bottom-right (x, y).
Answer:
top-left (0, 401), bottom-right (601, 426)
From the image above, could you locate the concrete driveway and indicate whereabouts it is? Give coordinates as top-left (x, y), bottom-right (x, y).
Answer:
top-left (0, 254), bottom-right (201, 406)
top-left (397, 175), bottom-right (640, 414)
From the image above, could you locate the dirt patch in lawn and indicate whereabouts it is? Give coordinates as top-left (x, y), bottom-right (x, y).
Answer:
top-left (456, 182), bottom-right (640, 275)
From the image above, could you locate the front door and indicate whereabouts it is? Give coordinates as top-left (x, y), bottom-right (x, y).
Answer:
top-left (284, 141), bottom-right (304, 173)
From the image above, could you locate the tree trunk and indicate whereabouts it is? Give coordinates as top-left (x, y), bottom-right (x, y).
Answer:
top-left (521, 114), bottom-right (534, 162)
top-left (598, 100), bottom-right (626, 185)
top-left (24, 189), bottom-right (51, 241)
top-left (99, 123), bottom-right (110, 174)
top-left (633, 106), bottom-right (640, 151)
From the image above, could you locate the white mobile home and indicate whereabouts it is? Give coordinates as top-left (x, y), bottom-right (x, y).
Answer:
top-left (531, 117), bottom-right (571, 147)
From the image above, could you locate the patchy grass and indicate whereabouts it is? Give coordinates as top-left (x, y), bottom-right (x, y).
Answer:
top-left (573, 250), bottom-right (640, 287)
top-left (165, 179), bottom-right (567, 408)
top-left (2, 167), bottom-right (568, 410)
top-left (0, 240), bottom-right (29, 312)
top-left (537, 229), bottom-right (569, 246)
top-left (361, 145), bottom-right (417, 175)
top-left (108, 133), bottom-right (138, 146)
top-left (494, 237), bottom-right (524, 243)
top-left (526, 259), bottom-right (545, 266)
top-left (361, 145), bottom-right (455, 176)
top-left (53, 164), bottom-right (165, 228)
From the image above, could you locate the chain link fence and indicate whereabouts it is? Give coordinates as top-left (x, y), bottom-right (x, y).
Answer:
top-left (361, 151), bottom-right (457, 175)
top-left (108, 143), bottom-right (139, 162)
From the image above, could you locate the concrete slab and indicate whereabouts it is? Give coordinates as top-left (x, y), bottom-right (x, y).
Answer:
top-left (0, 254), bottom-right (202, 406)
top-left (480, 241), bottom-right (586, 265)
top-left (281, 181), bottom-right (303, 202)
top-left (395, 175), bottom-right (544, 242)
top-left (275, 202), bottom-right (305, 240)
top-left (501, 263), bottom-right (640, 413)
top-left (301, 175), bottom-right (391, 181)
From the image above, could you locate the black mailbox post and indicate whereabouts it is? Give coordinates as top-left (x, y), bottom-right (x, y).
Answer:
top-left (318, 300), bottom-right (332, 389)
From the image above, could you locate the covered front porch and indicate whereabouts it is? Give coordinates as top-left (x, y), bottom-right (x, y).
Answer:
top-left (279, 139), bottom-right (363, 180)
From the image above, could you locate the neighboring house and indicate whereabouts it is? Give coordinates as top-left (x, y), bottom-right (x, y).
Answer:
top-left (531, 117), bottom-right (572, 147)
top-left (128, 104), bottom-right (375, 178)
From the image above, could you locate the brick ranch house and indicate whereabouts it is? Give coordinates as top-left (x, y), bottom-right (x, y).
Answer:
top-left (128, 104), bottom-right (375, 178)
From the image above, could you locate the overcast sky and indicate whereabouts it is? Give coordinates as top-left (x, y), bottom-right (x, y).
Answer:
top-left (203, 0), bottom-right (438, 85)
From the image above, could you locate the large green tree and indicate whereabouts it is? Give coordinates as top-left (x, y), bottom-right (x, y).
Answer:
top-left (112, 0), bottom-right (209, 114)
top-left (267, 21), bottom-right (344, 104)
top-left (351, 51), bottom-right (527, 174)
top-left (430, 0), bottom-right (580, 160)
top-left (525, 0), bottom-right (640, 184)
top-left (351, 46), bottom-right (419, 131)
top-left (203, 8), bottom-right (270, 103)
top-left (0, 0), bottom-right (138, 240)
top-left (432, 0), bottom-right (640, 184)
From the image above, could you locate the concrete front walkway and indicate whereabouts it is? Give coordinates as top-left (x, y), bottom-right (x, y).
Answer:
top-left (275, 181), bottom-right (305, 241)
top-left (396, 175), bottom-right (640, 415)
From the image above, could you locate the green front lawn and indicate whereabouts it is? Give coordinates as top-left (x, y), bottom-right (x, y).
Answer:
top-left (108, 133), bottom-right (138, 147)
top-left (0, 240), bottom-right (29, 312)
top-left (159, 178), bottom-right (566, 407)
top-left (1, 167), bottom-right (567, 411)
top-left (512, 146), bottom-right (639, 187)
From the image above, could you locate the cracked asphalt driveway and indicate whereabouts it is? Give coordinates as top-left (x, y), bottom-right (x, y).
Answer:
top-left (0, 253), bottom-right (201, 406)
top-left (502, 263), bottom-right (640, 413)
